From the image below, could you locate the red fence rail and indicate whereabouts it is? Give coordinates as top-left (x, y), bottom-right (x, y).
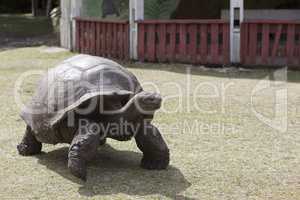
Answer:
top-left (241, 20), bottom-right (300, 66)
top-left (74, 18), bottom-right (300, 67)
top-left (75, 18), bottom-right (129, 60)
top-left (137, 20), bottom-right (230, 65)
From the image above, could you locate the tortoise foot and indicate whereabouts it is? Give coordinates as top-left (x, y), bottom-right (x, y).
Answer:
top-left (68, 156), bottom-right (87, 181)
top-left (18, 126), bottom-right (42, 156)
top-left (141, 152), bottom-right (170, 170)
top-left (17, 142), bottom-right (42, 156)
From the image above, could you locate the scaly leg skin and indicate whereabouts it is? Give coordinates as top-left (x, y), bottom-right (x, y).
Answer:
top-left (68, 119), bottom-right (100, 181)
top-left (135, 123), bottom-right (170, 170)
top-left (17, 126), bottom-right (42, 156)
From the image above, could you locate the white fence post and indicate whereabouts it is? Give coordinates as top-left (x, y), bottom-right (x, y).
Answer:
top-left (60, 0), bottom-right (71, 49)
top-left (129, 0), bottom-right (144, 60)
top-left (230, 0), bottom-right (244, 63)
top-left (60, 0), bottom-right (82, 50)
top-left (70, 0), bottom-right (82, 50)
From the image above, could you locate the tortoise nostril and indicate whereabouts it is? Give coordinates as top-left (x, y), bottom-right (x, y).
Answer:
top-left (149, 97), bottom-right (155, 101)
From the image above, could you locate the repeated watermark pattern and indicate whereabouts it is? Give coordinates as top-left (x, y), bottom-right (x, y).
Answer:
top-left (14, 67), bottom-right (289, 135)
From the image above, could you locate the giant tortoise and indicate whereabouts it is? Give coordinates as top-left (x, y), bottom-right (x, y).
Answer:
top-left (17, 55), bottom-right (170, 181)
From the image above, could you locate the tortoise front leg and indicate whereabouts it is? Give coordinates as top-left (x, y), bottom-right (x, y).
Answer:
top-left (68, 119), bottom-right (101, 181)
top-left (17, 126), bottom-right (42, 156)
top-left (135, 123), bottom-right (170, 170)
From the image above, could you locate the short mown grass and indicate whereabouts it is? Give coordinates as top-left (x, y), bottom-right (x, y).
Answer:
top-left (0, 47), bottom-right (299, 200)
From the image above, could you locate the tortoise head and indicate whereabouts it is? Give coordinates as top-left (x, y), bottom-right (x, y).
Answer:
top-left (134, 91), bottom-right (162, 113)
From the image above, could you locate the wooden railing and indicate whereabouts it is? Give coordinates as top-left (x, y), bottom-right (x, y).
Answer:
top-left (74, 18), bottom-right (300, 67)
top-left (137, 20), bottom-right (230, 65)
top-left (241, 20), bottom-right (300, 66)
top-left (75, 18), bottom-right (130, 60)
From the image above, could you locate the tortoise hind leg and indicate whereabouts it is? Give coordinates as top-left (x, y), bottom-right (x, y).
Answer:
top-left (68, 119), bottom-right (100, 181)
top-left (17, 126), bottom-right (42, 156)
top-left (135, 123), bottom-right (170, 170)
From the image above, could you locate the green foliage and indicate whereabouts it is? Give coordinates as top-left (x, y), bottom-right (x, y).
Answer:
top-left (118, 0), bottom-right (129, 20)
top-left (80, 0), bottom-right (300, 20)
top-left (0, 0), bottom-right (31, 13)
top-left (83, 0), bottom-right (129, 20)
top-left (83, 0), bottom-right (178, 20)
top-left (83, 0), bottom-right (103, 17)
top-left (145, 0), bottom-right (179, 19)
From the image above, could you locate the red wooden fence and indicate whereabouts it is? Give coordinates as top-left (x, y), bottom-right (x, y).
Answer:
top-left (137, 20), bottom-right (230, 65)
top-left (74, 18), bottom-right (300, 67)
top-left (241, 20), bottom-right (300, 66)
top-left (75, 18), bottom-right (129, 60)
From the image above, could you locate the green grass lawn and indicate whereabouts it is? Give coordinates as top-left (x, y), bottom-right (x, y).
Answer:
top-left (0, 47), bottom-right (300, 200)
top-left (0, 14), bottom-right (53, 38)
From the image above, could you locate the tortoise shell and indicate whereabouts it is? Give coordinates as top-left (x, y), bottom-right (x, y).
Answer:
top-left (21, 55), bottom-right (142, 134)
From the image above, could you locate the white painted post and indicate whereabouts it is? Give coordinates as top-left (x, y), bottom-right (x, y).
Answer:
top-left (60, 0), bottom-right (71, 49)
top-left (60, 0), bottom-right (82, 50)
top-left (129, 0), bottom-right (144, 60)
top-left (230, 0), bottom-right (244, 63)
top-left (70, 0), bottom-right (83, 50)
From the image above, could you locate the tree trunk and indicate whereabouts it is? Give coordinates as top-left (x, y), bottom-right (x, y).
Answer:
top-left (46, 0), bottom-right (52, 17)
top-left (32, 0), bottom-right (38, 16)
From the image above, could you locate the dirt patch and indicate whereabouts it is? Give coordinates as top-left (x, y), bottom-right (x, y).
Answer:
top-left (0, 34), bottom-right (59, 51)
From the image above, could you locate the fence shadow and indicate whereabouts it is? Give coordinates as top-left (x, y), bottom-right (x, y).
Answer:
top-left (125, 61), bottom-right (300, 83)
top-left (36, 144), bottom-right (195, 200)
